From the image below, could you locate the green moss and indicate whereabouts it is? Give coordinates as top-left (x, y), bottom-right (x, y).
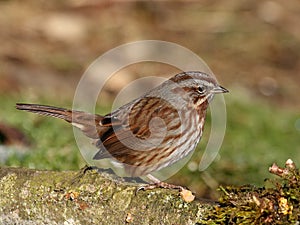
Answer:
top-left (201, 162), bottom-right (300, 224)
top-left (110, 188), bottom-right (134, 210)
top-left (0, 173), bottom-right (18, 208)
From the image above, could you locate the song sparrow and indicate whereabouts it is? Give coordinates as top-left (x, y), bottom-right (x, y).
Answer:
top-left (16, 71), bottom-right (228, 185)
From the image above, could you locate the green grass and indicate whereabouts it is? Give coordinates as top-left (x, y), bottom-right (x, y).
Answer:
top-left (0, 93), bottom-right (299, 198)
top-left (0, 96), bottom-right (81, 170)
top-left (216, 96), bottom-right (300, 185)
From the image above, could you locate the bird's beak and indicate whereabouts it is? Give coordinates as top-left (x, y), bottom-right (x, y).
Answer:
top-left (211, 85), bottom-right (229, 94)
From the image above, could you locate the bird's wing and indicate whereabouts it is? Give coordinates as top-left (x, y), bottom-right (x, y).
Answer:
top-left (93, 97), bottom-right (181, 165)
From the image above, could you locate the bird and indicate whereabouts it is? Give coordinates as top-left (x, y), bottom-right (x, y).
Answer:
top-left (16, 71), bottom-right (228, 188)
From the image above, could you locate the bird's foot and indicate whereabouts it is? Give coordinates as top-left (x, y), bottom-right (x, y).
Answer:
top-left (137, 181), bottom-right (186, 192)
top-left (136, 181), bottom-right (195, 202)
top-left (137, 174), bottom-right (187, 191)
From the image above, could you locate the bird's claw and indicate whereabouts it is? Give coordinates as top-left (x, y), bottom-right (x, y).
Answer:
top-left (136, 181), bottom-right (195, 202)
top-left (137, 181), bottom-right (186, 193)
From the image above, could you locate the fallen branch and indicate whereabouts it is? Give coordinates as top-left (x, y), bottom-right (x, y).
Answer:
top-left (0, 159), bottom-right (299, 224)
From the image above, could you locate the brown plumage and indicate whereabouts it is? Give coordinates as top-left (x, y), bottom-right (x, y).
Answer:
top-left (16, 71), bottom-right (228, 180)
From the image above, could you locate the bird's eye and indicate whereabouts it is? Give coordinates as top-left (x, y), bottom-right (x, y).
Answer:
top-left (198, 86), bottom-right (205, 94)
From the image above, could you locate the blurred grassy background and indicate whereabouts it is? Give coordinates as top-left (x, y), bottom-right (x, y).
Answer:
top-left (0, 1), bottom-right (299, 199)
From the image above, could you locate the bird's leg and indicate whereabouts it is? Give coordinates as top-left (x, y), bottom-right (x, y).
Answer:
top-left (137, 174), bottom-right (187, 191)
top-left (137, 175), bottom-right (196, 203)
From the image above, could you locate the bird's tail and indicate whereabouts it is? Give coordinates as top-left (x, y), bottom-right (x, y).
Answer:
top-left (16, 103), bottom-right (103, 139)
